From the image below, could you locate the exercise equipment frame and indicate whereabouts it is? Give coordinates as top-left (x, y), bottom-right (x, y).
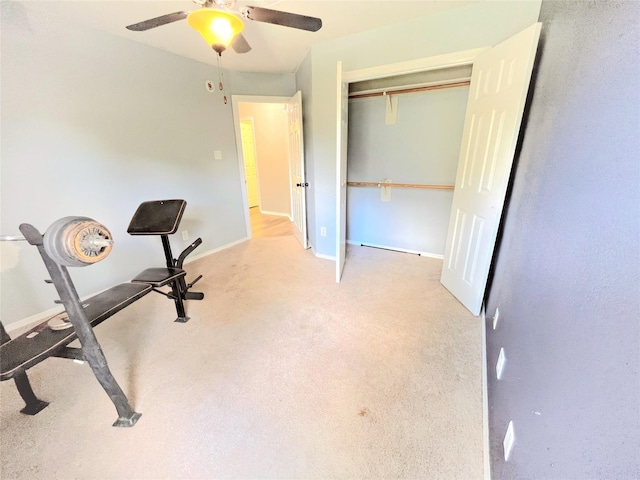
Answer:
top-left (0, 199), bottom-right (205, 426)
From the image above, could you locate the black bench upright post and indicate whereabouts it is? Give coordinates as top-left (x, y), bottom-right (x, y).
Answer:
top-left (128, 199), bottom-right (204, 323)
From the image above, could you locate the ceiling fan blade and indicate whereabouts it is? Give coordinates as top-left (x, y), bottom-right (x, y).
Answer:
top-left (126, 11), bottom-right (189, 31)
top-left (241, 6), bottom-right (322, 32)
top-left (232, 33), bottom-right (252, 54)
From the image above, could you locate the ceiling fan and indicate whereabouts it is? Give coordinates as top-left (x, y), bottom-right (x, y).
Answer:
top-left (126, 0), bottom-right (323, 56)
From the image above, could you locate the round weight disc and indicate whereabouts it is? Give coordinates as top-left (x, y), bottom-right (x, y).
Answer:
top-left (43, 216), bottom-right (113, 267)
top-left (47, 312), bottom-right (74, 331)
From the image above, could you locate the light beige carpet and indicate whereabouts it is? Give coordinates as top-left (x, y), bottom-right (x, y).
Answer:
top-left (0, 237), bottom-right (482, 479)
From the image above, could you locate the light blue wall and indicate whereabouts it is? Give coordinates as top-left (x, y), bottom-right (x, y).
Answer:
top-left (0, 1), bottom-right (294, 326)
top-left (346, 87), bottom-right (468, 255)
top-left (486, 1), bottom-right (640, 477)
top-left (228, 71), bottom-right (295, 96)
top-left (304, 0), bottom-right (542, 257)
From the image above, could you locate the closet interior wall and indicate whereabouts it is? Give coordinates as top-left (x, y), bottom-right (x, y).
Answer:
top-left (346, 69), bottom-right (471, 257)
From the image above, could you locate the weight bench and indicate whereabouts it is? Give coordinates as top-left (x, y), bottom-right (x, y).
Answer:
top-left (0, 199), bottom-right (204, 427)
top-left (127, 199), bottom-right (204, 323)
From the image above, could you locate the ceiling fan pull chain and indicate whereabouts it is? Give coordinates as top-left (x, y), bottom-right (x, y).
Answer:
top-left (216, 55), bottom-right (223, 90)
top-left (215, 55), bottom-right (228, 105)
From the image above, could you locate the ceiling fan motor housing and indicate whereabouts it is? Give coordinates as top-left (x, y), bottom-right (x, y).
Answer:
top-left (212, 44), bottom-right (226, 54)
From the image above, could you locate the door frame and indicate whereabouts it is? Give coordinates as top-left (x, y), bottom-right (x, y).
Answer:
top-left (335, 47), bottom-right (488, 281)
top-left (232, 95), bottom-right (293, 238)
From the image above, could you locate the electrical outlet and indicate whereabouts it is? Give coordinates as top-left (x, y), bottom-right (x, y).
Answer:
top-left (182, 230), bottom-right (189, 241)
top-left (214, 150), bottom-right (222, 160)
top-left (320, 226), bottom-right (327, 237)
top-left (496, 347), bottom-right (506, 380)
top-left (503, 421), bottom-right (515, 461)
top-left (493, 307), bottom-right (500, 330)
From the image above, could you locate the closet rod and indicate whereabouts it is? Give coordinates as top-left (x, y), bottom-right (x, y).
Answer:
top-left (347, 182), bottom-right (454, 190)
top-left (349, 80), bottom-right (471, 100)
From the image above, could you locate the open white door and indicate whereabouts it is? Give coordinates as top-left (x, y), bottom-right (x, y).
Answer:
top-left (336, 61), bottom-right (349, 282)
top-left (240, 119), bottom-right (260, 208)
top-left (441, 23), bottom-right (541, 315)
top-left (288, 91), bottom-right (308, 249)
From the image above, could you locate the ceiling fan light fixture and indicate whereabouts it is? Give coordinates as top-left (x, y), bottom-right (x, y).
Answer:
top-left (187, 8), bottom-right (244, 54)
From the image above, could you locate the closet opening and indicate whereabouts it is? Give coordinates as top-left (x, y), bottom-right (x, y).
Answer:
top-left (346, 64), bottom-right (472, 258)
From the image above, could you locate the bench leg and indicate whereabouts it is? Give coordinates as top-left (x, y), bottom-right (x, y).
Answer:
top-left (0, 322), bottom-right (49, 415)
top-left (14, 370), bottom-right (50, 415)
top-left (171, 280), bottom-right (189, 323)
top-left (171, 276), bottom-right (203, 321)
top-left (82, 345), bottom-right (142, 427)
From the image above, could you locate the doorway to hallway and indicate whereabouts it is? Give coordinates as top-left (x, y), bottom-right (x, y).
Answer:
top-left (249, 207), bottom-right (293, 238)
top-left (231, 93), bottom-right (309, 248)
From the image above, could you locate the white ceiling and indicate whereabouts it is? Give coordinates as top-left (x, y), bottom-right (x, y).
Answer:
top-left (22, 0), bottom-right (475, 73)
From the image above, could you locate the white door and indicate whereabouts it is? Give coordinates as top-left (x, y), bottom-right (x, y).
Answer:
top-left (240, 120), bottom-right (259, 208)
top-left (441, 23), bottom-right (541, 315)
top-left (288, 91), bottom-right (308, 249)
top-left (336, 61), bottom-right (349, 282)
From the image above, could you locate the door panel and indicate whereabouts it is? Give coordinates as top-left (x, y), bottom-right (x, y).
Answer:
top-left (336, 61), bottom-right (349, 282)
top-left (288, 91), bottom-right (308, 249)
top-left (441, 23), bottom-right (541, 315)
top-left (240, 120), bottom-right (259, 208)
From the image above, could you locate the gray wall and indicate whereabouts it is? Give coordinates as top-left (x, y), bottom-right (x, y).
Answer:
top-left (302, 1), bottom-right (542, 257)
top-left (485, 1), bottom-right (640, 478)
top-left (346, 87), bottom-right (468, 255)
top-left (0, 1), bottom-right (294, 326)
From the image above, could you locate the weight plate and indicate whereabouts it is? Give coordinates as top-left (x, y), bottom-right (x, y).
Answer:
top-left (44, 216), bottom-right (113, 267)
top-left (47, 312), bottom-right (74, 331)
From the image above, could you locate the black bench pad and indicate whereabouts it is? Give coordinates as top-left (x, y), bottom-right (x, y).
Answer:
top-left (130, 267), bottom-right (186, 287)
top-left (127, 199), bottom-right (186, 235)
top-left (0, 282), bottom-right (152, 381)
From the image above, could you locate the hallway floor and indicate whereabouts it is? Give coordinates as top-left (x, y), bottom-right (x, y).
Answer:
top-left (250, 207), bottom-right (293, 238)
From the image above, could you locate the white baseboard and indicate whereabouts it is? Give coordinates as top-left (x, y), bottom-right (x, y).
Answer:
top-left (482, 305), bottom-right (491, 480)
top-left (310, 245), bottom-right (336, 261)
top-left (6, 237), bottom-right (251, 334)
top-left (259, 209), bottom-right (291, 218)
top-left (184, 237), bottom-right (249, 264)
top-left (5, 305), bottom-right (66, 334)
top-left (347, 240), bottom-right (444, 259)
